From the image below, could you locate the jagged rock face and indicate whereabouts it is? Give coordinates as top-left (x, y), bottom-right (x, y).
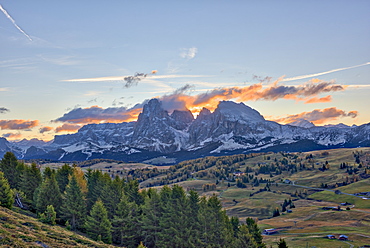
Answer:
top-left (131, 99), bottom-right (189, 152)
top-left (6, 99), bottom-right (370, 162)
top-left (53, 122), bottom-right (134, 146)
top-left (0, 137), bottom-right (21, 158)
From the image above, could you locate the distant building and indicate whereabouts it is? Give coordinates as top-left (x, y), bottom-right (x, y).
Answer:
top-left (262, 229), bottom-right (278, 235)
top-left (326, 235), bottom-right (336, 239)
top-left (339, 235), bottom-right (348, 240)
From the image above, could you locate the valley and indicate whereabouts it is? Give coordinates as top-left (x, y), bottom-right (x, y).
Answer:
top-left (38, 147), bottom-right (370, 247)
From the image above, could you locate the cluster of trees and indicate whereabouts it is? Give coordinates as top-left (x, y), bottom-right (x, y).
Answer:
top-left (140, 154), bottom-right (261, 187)
top-left (0, 152), bottom-right (266, 248)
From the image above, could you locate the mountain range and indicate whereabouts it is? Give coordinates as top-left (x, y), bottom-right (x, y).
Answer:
top-left (2, 99), bottom-right (370, 164)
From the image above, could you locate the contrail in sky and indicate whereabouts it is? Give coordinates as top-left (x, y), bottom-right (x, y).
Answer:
top-left (0, 4), bottom-right (32, 41)
top-left (282, 62), bottom-right (370, 82)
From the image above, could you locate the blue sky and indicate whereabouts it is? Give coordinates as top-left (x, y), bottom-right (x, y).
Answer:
top-left (0, 1), bottom-right (369, 141)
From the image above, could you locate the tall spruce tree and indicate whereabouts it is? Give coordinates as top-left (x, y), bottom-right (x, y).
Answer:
top-left (157, 185), bottom-right (190, 248)
top-left (55, 164), bottom-right (73, 194)
top-left (20, 163), bottom-right (42, 203)
top-left (0, 152), bottom-right (20, 189)
top-left (86, 199), bottom-right (112, 244)
top-left (246, 217), bottom-right (265, 248)
top-left (61, 174), bottom-right (86, 230)
top-left (140, 189), bottom-right (162, 248)
top-left (35, 174), bottom-right (62, 214)
top-left (0, 171), bottom-right (13, 209)
top-left (102, 175), bottom-right (124, 219)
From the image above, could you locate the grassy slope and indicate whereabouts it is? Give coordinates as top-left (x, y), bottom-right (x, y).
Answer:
top-left (38, 147), bottom-right (370, 247)
top-left (160, 148), bottom-right (370, 247)
top-left (0, 206), bottom-right (114, 248)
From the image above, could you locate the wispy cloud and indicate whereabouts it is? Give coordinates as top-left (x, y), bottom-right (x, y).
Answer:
top-left (0, 4), bottom-right (32, 41)
top-left (0, 88), bottom-right (9, 92)
top-left (62, 74), bottom-right (211, 83)
top-left (271, 107), bottom-right (358, 125)
top-left (180, 47), bottom-right (198, 59)
top-left (282, 62), bottom-right (370, 82)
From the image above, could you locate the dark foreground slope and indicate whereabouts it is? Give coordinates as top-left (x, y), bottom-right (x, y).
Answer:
top-left (0, 206), bottom-right (114, 248)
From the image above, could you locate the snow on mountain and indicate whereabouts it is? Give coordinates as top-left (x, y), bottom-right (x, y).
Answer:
top-left (3, 99), bottom-right (368, 163)
top-left (288, 119), bottom-right (315, 128)
top-left (324, 123), bottom-right (351, 128)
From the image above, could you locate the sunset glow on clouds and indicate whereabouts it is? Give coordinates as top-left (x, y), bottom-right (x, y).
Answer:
top-left (52, 79), bottom-right (348, 126)
top-left (0, 120), bottom-right (39, 130)
top-left (271, 107), bottom-right (358, 125)
top-left (0, 1), bottom-right (369, 141)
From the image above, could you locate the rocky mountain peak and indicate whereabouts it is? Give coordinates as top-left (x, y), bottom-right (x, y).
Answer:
top-left (171, 109), bottom-right (194, 124)
top-left (214, 101), bottom-right (265, 122)
top-left (141, 98), bottom-right (168, 119)
top-left (288, 119), bottom-right (315, 128)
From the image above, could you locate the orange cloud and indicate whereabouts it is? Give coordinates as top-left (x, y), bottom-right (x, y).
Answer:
top-left (39, 126), bottom-right (54, 133)
top-left (160, 79), bottom-right (345, 115)
top-left (0, 119), bottom-right (39, 130)
top-left (304, 95), bottom-right (332, 104)
top-left (2, 132), bottom-right (22, 139)
top-left (270, 107), bottom-right (358, 125)
top-left (55, 123), bottom-right (82, 133)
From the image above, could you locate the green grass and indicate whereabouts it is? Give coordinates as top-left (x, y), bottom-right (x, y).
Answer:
top-left (311, 190), bottom-right (370, 209)
top-left (0, 206), bottom-right (114, 248)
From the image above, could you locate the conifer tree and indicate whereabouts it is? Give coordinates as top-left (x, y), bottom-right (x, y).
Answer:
top-left (39, 205), bottom-right (57, 225)
top-left (246, 217), bottom-right (265, 248)
top-left (61, 174), bottom-right (86, 230)
top-left (20, 163), bottom-right (42, 203)
top-left (0, 152), bottom-right (20, 189)
top-left (232, 224), bottom-right (258, 248)
top-left (199, 194), bottom-right (233, 247)
top-left (42, 167), bottom-right (55, 180)
top-left (0, 171), bottom-right (13, 209)
top-left (35, 174), bottom-right (62, 214)
top-left (55, 164), bottom-right (73, 193)
top-left (277, 238), bottom-right (288, 248)
top-left (86, 199), bottom-right (112, 244)
top-left (102, 175), bottom-right (124, 219)
top-left (140, 189), bottom-right (162, 248)
top-left (157, 185), bottom-right (191, 248)
top-left (113, 195), bottom-right (142, 247)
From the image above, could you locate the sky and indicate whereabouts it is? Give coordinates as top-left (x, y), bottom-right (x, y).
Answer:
top-left (0, 1), bottom-right (369, 141)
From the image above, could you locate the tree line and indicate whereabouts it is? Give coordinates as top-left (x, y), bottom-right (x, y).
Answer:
top-left (0, 152), bottom-right (266, 248)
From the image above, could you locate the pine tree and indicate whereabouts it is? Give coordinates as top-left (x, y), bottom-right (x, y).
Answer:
top-left (86, 199), bottom-right (112, 244)
top-left (0, 171), bottom-right (13, 209)
top-left (20, 163), bottom-right (42, 203)
top-left (35, 174), bottom-right (62, 214)
top-left (112, 195), bottom-right (142, 247)
top-left (277, 238), bottom-right (288, 248)
top-left (55, 164), bottom-right (73, 193)
top-left (61, 174), bottom-right (86, 230)
top-left (0, 152), bottom-right (20, 189)
top-left (198, 194), bottom-right (233, 247)
top-left (102, 175), bottom-right (124, 219)
top-left (232, 224), bottom-right (258, 248)
top-left (140, 189), bottom-right (162, 248)
top-left (39, 205), bottom-right (57, 225)
top-left (246, 217), bottom-right (265, 248)
top-left (43, 167), bottom-right (55, 180)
